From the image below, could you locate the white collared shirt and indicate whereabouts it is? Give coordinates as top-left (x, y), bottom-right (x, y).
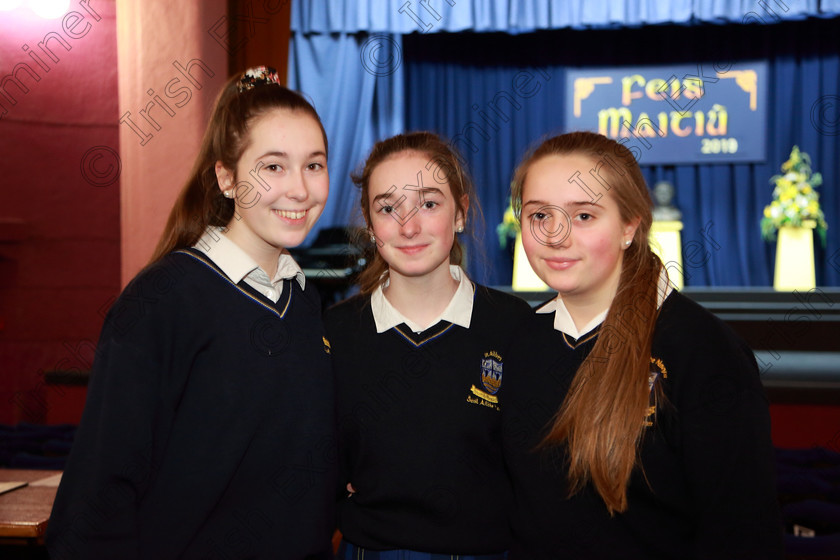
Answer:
top-left (537, 268), bottom-right (674, 338)
top-left (371, 265), bottom-right (474, 334)
top-left (193, 227), bottom-right (305, 303)
top-left (536, 298), bottom-right (607, 339)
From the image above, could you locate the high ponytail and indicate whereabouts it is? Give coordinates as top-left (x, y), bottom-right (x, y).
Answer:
top-left (148, 69), bottom-right (327, 265)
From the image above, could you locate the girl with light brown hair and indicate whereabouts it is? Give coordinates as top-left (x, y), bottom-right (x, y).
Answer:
top-left (324, 131), bottom-right (532, 559)
top-left (503, 131), bottom-right (783, 558)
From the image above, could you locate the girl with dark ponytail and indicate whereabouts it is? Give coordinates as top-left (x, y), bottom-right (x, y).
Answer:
top-left (48, 67), bottom-right (337, 559)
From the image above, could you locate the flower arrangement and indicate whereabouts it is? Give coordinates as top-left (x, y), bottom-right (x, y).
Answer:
top-left (497, 200), bottom-right (519, 250)
top-left (761, 146), bottom-right (828, 246)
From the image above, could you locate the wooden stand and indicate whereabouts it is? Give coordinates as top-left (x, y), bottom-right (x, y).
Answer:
top-left (650, 221), bottom-right (684, 290)
top-left (774, 221), bottom-right (817, 291)
top-left (0, 469), bottom-right (62, 544)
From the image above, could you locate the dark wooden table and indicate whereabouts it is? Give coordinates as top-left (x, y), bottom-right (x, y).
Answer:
top-left (0, 470), bottom-right (61, 543)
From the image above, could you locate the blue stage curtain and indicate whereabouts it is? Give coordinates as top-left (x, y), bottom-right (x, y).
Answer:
top-left (287, 31), bottom-right (405, 241)
top-left (404, 18), bottom-right (840, 287)
top-left (291, 0), bottom-right (840, 33)
top-left (404, 59), bottom-right (565, 286)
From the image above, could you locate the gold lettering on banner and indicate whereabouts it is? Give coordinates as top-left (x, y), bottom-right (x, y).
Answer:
top-left (622, 73), bottom-right (710, 106)
top-left (595, 106), bottom-right (730, 139)
top-left (581, 66), bottom-right (756, 153)
top-left (705, 104), bottom-right (728, 135)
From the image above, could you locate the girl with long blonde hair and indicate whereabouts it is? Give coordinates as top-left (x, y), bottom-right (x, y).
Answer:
top-left (503, 131), bottom-right (782, 558)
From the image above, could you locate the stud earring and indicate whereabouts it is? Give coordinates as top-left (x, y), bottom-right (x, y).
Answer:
top-left (456, 225), bottom-right (464, 233)
top-left (223, 190), bottom-right (234, 199)
top-left (625, 239), bottom-right (632, 246)
top-left (369, 233), bottom-right (376, 243)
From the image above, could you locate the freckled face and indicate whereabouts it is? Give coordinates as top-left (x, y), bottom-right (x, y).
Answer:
top-left (217, 108), bottom-right (328, 258)
top-left (520, 154), bottom-right (637, 310)
top-left (367, 151), bottom-right (464, 282)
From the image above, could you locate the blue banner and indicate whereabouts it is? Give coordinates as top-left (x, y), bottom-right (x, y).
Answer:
top-left (565, 62), bottom-right (768, 165)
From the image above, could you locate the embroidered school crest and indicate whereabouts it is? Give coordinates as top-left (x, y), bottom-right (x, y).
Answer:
top-left (467, 351), bottom-right (503, 411)
top-left (481, 351), bottom-right (503, 395)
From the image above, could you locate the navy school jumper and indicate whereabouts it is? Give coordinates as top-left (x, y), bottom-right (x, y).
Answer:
top-left (47, 249), bottom-right (337, 560)
top-left (503, 290), bottom-right (784, 559)
top-left (325, 285), bottom-right (532, 554)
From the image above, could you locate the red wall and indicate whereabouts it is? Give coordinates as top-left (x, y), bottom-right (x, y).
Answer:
top-left (0, 0), bottom-right (119, 424)
top-left (770, 404), bottom-right (840, 451)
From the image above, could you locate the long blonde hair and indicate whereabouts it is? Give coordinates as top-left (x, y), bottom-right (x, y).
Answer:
top-left (511, 131), bottom-right (665, 514)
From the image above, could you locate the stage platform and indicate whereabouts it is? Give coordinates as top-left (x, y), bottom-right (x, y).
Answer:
top-left (503, 287), bottom-right (840, 403)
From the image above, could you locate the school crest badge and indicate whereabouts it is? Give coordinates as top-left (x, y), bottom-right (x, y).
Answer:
top-left (481, 352), bottom-right (503, 395)
top-left (467, 351), bottom-right (503, 411)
